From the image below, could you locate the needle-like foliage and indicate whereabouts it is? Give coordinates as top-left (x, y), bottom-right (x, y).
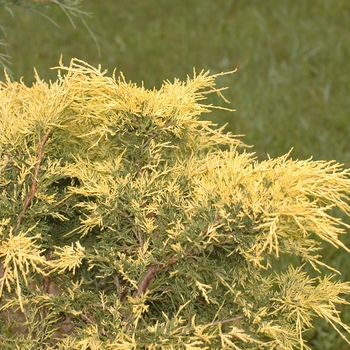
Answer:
top-left (0, 58), bottom-right (350, 349)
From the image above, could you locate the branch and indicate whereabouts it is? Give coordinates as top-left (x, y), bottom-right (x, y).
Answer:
top-left (0, 262), bottom-right (5, 296)
top-left (132, 256), bottom-right (179, 299)
top-left (0, 130), bottom-right (51, 299)
top-left (15, 129), bottom-right (51, 230)
top-left (132, 264), bottom-right (160, 298)
top-left (173, 315), bottom-right (244, 335)
top-left (208, 316), bottom-right (244, 327)
top-left (141, 120), bottom-right (173, 149)
top-left (124, 256), bottom-right (178, 331)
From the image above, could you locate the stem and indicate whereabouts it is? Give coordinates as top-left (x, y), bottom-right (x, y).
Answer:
top-left (132, 256), bottom-right (179, 299)
top-left (208, 316), bottom-right (244, 327)
top-left (0, 261), bottom-right (5, 296)
top-left (125, 256), bottom-right (178, 331)
top-left (142, 120), bottom-right (173, 149)
top-left (15, 129), bottom-right (51, 230)
top-left (1, 130), bottom-right (51, 300)
top-left (41, 250), bottom-right (53, 320)
top-left (132, 264), bottom-right (160, 298)
top-left (173, 315), bottom-right (244, 335)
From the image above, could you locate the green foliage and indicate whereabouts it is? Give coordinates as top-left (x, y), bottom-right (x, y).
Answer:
top-left (1, 59), bottom-right (350, 349)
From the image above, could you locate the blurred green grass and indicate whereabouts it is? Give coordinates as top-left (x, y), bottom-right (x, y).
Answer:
top-left (1, 1), bottom-right (350, 348)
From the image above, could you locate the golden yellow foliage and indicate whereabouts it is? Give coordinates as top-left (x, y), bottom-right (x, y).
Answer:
top-left (0, 59), bottom-right (349, 349)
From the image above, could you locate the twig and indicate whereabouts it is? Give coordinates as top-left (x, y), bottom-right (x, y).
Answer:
top-left (81, 312), bottom-right (95, 325)
top-left (125, 256), bottom-right (178, 331)
top-left (172, 316), bottom-right (244, 336)
top-left (0, 261), bottom-right (5, 295)
top-left (207, 316), bottom-right (244, 327)
top-left (116, 208), bottom-right (135, 226)
top-left (132, 226), bottom-right (143, 247)
top-left (132, 256), bottom-right (178, 299)
top-left (132, 264), bottom-right (160, 298)
top-left (135, 157), bottom-right (142, 178)
top-left (41, 250), bottom-right (53, 321)
top-left (141, 120), bottom-right (173, 149)
top-left (125, 264), bottom-right (160, 332)
top-left (15, 129), bottom-right (51, 230)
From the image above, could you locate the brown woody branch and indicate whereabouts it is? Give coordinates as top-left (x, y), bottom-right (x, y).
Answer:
top-left (15, 129), bottom-right (51, 231)
top-left (124, 256), bottom-right (178, 331)
top-left (132, 256), bottom-right (178, 299)
top-left (132, 264), bottom-right (160, 298)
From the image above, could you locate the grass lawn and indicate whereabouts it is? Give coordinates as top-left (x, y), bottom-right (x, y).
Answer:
top-left (1, 1), bottom-right (350, 348)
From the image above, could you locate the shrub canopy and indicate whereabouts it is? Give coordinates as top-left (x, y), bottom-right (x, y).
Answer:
top-left (0, 59), bottom-right (350, 349)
